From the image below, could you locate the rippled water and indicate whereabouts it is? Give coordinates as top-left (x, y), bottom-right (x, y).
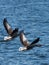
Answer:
top-left (0, 0), bottom-right (49, 65)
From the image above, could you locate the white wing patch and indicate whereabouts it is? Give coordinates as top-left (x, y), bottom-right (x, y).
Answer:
top-left (23, 34), bottom-right (27, 41)
top-left (7, 24), bottom-right (11, 30)
top-left (23, 34), bottom-right (30, 44)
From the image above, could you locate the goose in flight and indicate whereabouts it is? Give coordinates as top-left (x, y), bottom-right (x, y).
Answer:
top-left (3, 18), bottom-right (19, 41)
top-left (19, 32), bottom-right (42, 51)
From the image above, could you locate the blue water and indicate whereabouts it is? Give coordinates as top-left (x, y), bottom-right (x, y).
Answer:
top-left (0, 0), bottom-right (49, 65)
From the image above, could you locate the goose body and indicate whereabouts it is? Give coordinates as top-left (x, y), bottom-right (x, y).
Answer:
top-left (19, 32), bottom-right (41, 51)
top-left (3, 18), bottom-right (19, 41)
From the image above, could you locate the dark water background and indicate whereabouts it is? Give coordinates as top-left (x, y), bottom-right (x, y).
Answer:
top-left (0, 0), bottom-right (49, 65)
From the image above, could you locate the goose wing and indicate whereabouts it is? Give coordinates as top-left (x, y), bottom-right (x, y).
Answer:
top-left (27, 38), bottom-right (40, 49)
top-left (30, 38), bottom-right (40, 45)
top-left (20, 33), bottom-right (29, 47)
top-left (3, 18), bottom-right (13, 35)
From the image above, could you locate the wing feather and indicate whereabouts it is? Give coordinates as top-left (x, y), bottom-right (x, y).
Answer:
top-left (20, 33), bottom-right (29, 47)
top-left (3, 18), bottom-right (13, 35)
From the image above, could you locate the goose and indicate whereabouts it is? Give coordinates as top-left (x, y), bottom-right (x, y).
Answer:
top-left (3, 18), bottom-right (19, 41)
top-left (19, 32), bottom-right (42, 51)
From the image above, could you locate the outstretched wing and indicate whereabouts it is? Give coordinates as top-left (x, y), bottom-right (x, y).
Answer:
top-left (20, 32), bottom-right (29, 47)
top-left (27, 38), bottom-right (40, 49)
top-left (30, 38), bottom-right (40, 45)
top-left (3, 18), bottom-right (13, 35)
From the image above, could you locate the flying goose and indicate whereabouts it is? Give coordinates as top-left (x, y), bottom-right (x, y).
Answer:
top-left (3, 18), bottom-right (19, 41)
top-left (19, 32), bottom-right (42, 51)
